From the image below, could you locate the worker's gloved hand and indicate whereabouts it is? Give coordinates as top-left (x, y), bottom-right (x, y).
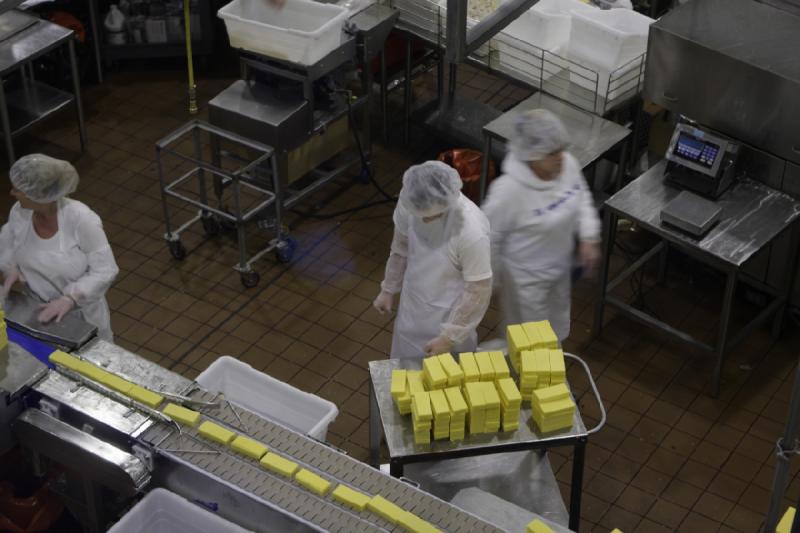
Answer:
top-left (1, 267), bottom-right (24, 302)
top-left (578, 241), bottom-right (601, 279)
top-left (424, 335), bottom-right (453, 356)
top-left (372, 291), bottom-right (395, 315)
top-left (38, 296), bottom-right (75, 324)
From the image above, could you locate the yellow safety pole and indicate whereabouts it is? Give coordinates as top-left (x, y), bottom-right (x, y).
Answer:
top-left (184, 0), bottom-right (198, 114)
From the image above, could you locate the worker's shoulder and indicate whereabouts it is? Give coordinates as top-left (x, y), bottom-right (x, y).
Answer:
top-left (453, 195), bottom-right (489, 240)
top-left (60, 199), bottom-right (103, 226)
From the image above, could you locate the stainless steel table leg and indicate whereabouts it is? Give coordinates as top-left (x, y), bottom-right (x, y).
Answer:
top-left (88, 0), bottom-right (103, 83)
top-left (380, 49), bottom-right (388, 142)
top-left (68, 38), bottom-right (88, 152)
top-left (658, 241), bottom-right (669, 284)
top-left (712, 269), bottom-right (737, 397)
top-left (592, 209), bottom-right (617, 337)
top-left (568, 440), bottom-right (586, 532)
top-left (369, 380), bottom-right (381, 468)
top-left (403, 35), bottom-right (412, 145)
top-left (479, 134), bottom-right (491, 203)
top-left (614, 136), bottom-right (629, 192)
top-left (389, 459), bottom-right (404, 478)
top-left (772, 223), bottom-right (800, 338)
top-left (0, 77), bottom-right (15, 163)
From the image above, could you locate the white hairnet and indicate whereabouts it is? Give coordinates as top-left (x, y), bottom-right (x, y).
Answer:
top-left (399, 161), bottom-right (463, 218)
top-left (509, 109), bottom-right (570, 161)
top-left (10, 154), bottom-right (79, 203)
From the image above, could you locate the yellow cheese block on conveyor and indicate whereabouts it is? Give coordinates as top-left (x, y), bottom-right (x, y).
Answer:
top-left (474, 352), bottom-right (495, 381)
top-left (198, 421), bottom-right (237, 445)
top-left (367, 495), bottom-right (406, 525)
top-left (506, 324), bottom-right (531, 372)
top-left (331, 484), bottom-right (371, 511)
top-left (458, 352), bottom-right (481, 383)
top-left (436, 353), bottom-right (464, 386)
top-left (489, 351), bottom-right (510, 379)
top-left (533, 383), bottom-right (571, 404)
top-left (127, 385), bottom-right (164, 408)
top-left (777, 506), bottom-right (797, 533)
top-left (397, 510), bottom-right (444, 533)
top-left (391, 369), bottom-right (407, 399)
top-left (294, 468), bottom-right (332, 496)
top-left (162, 403), bottom-right (201, 427)
top-left (260, 452), bottom-right (299, 478)
top-left (230, 435), bottom-right (268, 460)
top-left (423, 356), bottom-right (448, 389)
top-left (526, 518), bottom-right (554, 533)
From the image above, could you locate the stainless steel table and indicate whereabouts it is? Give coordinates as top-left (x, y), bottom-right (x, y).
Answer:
top-left (368, 354), bottom-right (606, 532)
top-left (593, 161), bottom-right (800, 396)
top-left (479, 92), bottom-right (631, 201)
top-left (0, 12), bottom-right (87, 162)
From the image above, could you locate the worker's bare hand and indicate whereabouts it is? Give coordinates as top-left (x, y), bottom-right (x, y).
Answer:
top-left (372, 291), bottom-right (394, 315)
top-left (38, 296), bottom-right (75, 324)
top-left (424, 335), bottom-right (453, 356)
top-left (578, 241), bottom-right (601, 279)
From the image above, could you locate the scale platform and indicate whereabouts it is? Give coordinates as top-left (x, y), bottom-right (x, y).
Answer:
top-left (660, 189), bottom-right (722, 237)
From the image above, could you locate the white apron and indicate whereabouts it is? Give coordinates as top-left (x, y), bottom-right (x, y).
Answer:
top-left (390, 215), bottom-right (478, 359)
top-left (18, 222), bottom-right (113, 342)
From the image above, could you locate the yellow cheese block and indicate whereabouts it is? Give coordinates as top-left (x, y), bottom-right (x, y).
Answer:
top-left (458, 352), bottom-right (480, 382)
top-left (463, 382), bottom-right (486, 409)
top-left (230, 435), bottom-right (268, 460)
top-left (533, 397), bottom-right (575, 417)
top-left (533, 384), bottom-right (570, 404)
top-left (437, 353), bottom-right (464, 386)
top-left (411, 391), bottom-right (432, 421)
top-left (332, 484), bottom-right (371, 511)
top-left (482, 381), bottom-right (501, 409)
top-left (423, 356), bottom-right (448, 389)
top-left (610, 529), bottom-right (624, 533)
top-left (429, 389), bottom-right (450, 418)
top-left (260, 452), bottom-right (299, 478)
top-left (407, 371), bottom-right (425, 394)
top-left (367, 495), bottom-right (406, 524)
top-left (489, 352), bottom-right (510, 379)
top-left (506, 324), bottom-right (531, 370)
top-left (49, 350), bottom-right (86, 372)
top-left (198, 421), bottom-right (236, 445)
top-left (391, 369), bottom-right (408, 399)
top-left (162, 403), bottom-right (201, 427)
top-left (474, 352), bottom-right (495, 381)
top-left (496, 378), bottom-right (522, 406)
top-left (526, 519), bottom-right (554, 533)
top-left (294, 468), bottom-right (332, 496)
top-left (397, 511), bottom-right (444, 533)
top-left (521, 322), bottom-right (542, 347)
top-left (444, 387), bottom-right (467, 416)
top-left (102, 374), bottom-right (135, 395)
top-left (549, 349), bottom-right (565, 375)
top-left (127, 385), bottom-right (164, 408)
top-left (777, 506), bottom-right (797, 533)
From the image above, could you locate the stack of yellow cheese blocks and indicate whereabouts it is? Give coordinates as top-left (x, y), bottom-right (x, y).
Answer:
top-left (518, 348), bottom-right (566, 401)
top-left (392, 370), bottom-right (425, 415)
top-left (526, 519), bottom-right (554, 533)
top-left (422, 356), bottom-right (448, 390)
top-left (445, 386), bottom-right (467, 440)
top-left (437, 353), bottom-right (464, 386)
top-left (507, 320), bottom-right (558, 373)
top-left (429, 389), bottom-right (450, 440)
top-left (458, 352), bottom-right (480, 382)
top-left (411, 391), bottom-right (433, 444)
top-left (482, 381), bottom-right (501, 433)
top-left (531, 383), bottom-right (575, 433)
top-left (496, 378), bottom-right (522, 432)
top-left (0, 307), bottom-right (8, 351)
top-left (463, 381), bottom-right (486, 434)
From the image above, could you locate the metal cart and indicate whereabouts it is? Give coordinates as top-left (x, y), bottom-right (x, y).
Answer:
top-left (368, 352), bottom-right (606, 532)
top-left (156, 120), bottom-right (290, 288)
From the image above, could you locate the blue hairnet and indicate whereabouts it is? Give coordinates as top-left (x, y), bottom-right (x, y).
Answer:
top-left (10, 154), bottom-right (79, 203)
top-left (399, 161), bottom-right (463, 218)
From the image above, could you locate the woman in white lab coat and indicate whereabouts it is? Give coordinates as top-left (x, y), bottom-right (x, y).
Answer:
top-left (373, 161), bottom-right (493, 359)
top-left (0, 154), bottom-right (119, 341)
top-left (482, 109), bottom-right (601, 341)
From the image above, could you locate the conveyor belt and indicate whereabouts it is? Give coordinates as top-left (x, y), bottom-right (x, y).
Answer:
top-left (142, 390), bottom-right (503, 533)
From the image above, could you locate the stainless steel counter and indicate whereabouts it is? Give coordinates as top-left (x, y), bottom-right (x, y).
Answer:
top-left (0, 341), bottom-right (47, 401)
top-left (5, 290), bottom-right (96, 350)
top-left (605, 161), bottom-right (800, 267)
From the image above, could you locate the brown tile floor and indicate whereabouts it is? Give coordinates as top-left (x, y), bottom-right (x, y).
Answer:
top-left (2, 62), bottom-right (800, 532)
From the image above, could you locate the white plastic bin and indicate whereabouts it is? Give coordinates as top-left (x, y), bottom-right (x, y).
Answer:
top-left (502, 0), bottom-right (597, 52)
top-left (218, 0), bottom-right (348, 65)
top-left (568, 7), bottom-right (654, 72)
top-left (197, 356), bottom-right (338, 441)
top-left (108, 489), bottom-right (253, 533)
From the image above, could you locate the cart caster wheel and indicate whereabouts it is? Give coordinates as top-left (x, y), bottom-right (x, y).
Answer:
top-left (276, 237), bottom-right (297, 263)
top-left (357, 166), bottom-right (371, 184)
top-left (240, 271), bottom-right (260, 288)
top-left (168, 240), bottom-right (186, 261)
top-left (202, 216), bottom-right (221, 237)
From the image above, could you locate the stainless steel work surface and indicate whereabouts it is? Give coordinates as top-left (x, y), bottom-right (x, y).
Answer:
top-left (143, 389), bottom-right (502, 533)
top-left (0, 341), bottom-right (47, 399)
top-left (451, 487), bottom-right (571, 533)
top-left (483, 92), bottom-right (630, 169)
top-left (369, 359), bottom-right (587, 461)
top-left (606, 161), bottom-right (800, 267)
top-left (0, 15), bottom-right (71, 75)
top-left (5, 290), bottom-right (96, 349)
top-left (76, 339), bottom-right (194, 397)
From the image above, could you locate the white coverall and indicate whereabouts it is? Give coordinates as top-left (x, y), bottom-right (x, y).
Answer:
top-left (384, 194), bottom-right (492, 359)
top-left (482, 152), bottom-right (600, 340)
top-left (0, 199), bottom-right (119, 341)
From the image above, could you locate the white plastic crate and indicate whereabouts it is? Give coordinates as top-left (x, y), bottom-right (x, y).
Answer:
top-left (197, 356), bottom-right (338, 441)
top-left (502, 0), bottom-right (596, 52)
top-left (218, 0), bottom-right (348, 65)
top-left (568, 7), bottom-right (653, 72)
top-left (108, 489), bottom-right (253, 533)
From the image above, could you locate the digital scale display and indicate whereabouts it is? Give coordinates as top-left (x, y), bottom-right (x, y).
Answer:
top-left (672, 132), bottom-right (720, 169)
